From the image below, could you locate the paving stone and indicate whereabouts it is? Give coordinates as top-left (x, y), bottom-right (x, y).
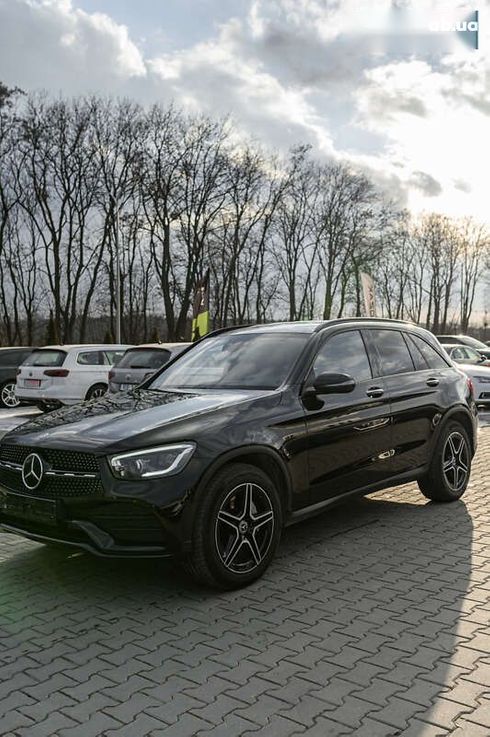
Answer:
top-left (241, 715), bottom-right (306, 737)
top-left (1, 431), bottom-right (489, 737)
top-left (462, 697), bottom-right (490, 730)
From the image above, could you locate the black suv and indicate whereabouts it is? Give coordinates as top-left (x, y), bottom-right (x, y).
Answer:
top-left (0, 347), bottom-right (34, 408)
top-left (0, 320), bottom-right (478, 589)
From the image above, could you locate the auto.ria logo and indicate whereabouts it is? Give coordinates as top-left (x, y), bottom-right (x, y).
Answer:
top-left (22, 453), bottom-right (44, 490)
top-left (430, 10), bottom-right (479, 50)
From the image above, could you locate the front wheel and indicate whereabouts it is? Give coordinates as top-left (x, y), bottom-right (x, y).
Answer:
top-left (0, 381), bottom-right (20, 408)
top-left (418, 422), bottom-right (472, 502)
top-left (184, 463), bottom-right (282, 589)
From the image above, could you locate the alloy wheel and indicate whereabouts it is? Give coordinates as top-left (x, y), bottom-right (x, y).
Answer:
top-left (442, 431), bottom-right (469, 492)
top-left (90, 386), bottom-right (106, 399)
top-left (215, 482), bottom-right (275, 574)
top-left (1, 383), bottom-right (20, 408)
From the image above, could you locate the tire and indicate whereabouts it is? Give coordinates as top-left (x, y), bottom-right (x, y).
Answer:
top-left (36, 401), bottom-right (59, 413)
top-left (184, 463), bottom-right (283, 589)
top-left (0, 380), bottom-right (20, 409)
top-left (86, 383), bottom-right (107, 401)
top-left (418, 421), bottom-right (472, 502)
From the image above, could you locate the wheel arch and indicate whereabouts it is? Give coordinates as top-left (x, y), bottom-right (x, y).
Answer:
top-left (435, 406), bottom-right (476, 456)
top-left (194, 445), bottom-right (293, 517)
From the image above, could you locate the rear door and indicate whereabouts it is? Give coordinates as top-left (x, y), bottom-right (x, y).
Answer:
top-left (76, 350), bottom-right (107, 396)
top-left (303, 329), bottom-right (393, 503)
top-left (365, 329), bottom-right (448, 475)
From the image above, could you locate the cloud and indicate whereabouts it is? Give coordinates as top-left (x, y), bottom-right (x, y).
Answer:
top-left (409, 171), bottom-right (442, 197)
top-left (0, 0), bottom-right (146, 95)
top-left (0, 0), bottom-right (489, 221)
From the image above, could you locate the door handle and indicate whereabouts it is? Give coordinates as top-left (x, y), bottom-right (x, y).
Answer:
top-left (366, 386), bottom-right (384, 398)
top-left (426, 377), bottom-right (439, 387)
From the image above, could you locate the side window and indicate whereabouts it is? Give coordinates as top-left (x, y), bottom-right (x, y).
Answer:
top-left (451, 347), bottom-right (464, 361)
top-left (405, 336), bottom-right (428, 371)
top-left (370, 330), bottom-right (414, 376)
top-left (77, 351), bottom-right (103, 366)
top-left (463, 347), bottom-right (478, 362)
top-left (411, 335), bottom-right (449, 369)
top-left (311, 330), bottom-right (372, 382)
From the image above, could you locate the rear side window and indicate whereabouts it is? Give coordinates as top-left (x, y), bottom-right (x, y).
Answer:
top-left (405, 336), bottom-right (428, 371)
top-left (104, 350), bottom-right (127, 366)
top-left (77, 351), bottom-right (104, 366)
top-left (117, 348), bottom-right (170, 370)
top-left (23, 350), bottom-right (66, 367)
top-left (370, 330), bottom-right (414, 376)
top-left (312, 330), bottom-right (372, 382)
top-left (410, 335), bottom-right (449, 369)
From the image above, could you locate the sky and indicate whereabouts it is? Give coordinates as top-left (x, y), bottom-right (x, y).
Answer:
top-left (0, 0), bottom-right (489, 223)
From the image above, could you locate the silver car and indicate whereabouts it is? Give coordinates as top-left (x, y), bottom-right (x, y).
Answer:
top-left (108, 343), bottom-right (191, 393)
top-left (442, 344), bottom-right (490, 408)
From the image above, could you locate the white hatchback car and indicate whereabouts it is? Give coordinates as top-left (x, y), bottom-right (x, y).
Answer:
top-left (16, 344), bottom-right (131, 411)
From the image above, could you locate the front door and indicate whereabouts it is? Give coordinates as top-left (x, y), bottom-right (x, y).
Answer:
top-left (303, 329), bottom-right (393, 503)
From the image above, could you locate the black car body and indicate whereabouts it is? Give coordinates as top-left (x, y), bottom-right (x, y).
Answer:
top-left (0, 347), bottom-right (34, 408)
top-left (0, 320), bottom-right (478, 588)
top-left (108, 343), bottom-right (190, 394)
top-left (435, 334), bottom-right (490, 361)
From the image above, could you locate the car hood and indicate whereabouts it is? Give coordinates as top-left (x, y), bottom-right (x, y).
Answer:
top-left (4, 388), bottom-right (274, 453)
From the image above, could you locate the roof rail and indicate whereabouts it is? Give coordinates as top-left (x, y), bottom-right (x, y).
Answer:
top-left (312, 317), bottom-right (417, 332)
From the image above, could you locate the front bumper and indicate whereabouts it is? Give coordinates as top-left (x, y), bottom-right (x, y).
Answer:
top-left (0, 490), bottom-right (181, 558)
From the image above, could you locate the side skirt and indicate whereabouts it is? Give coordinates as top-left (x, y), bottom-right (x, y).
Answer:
top-left (286, 466), bottom-right (428, 527)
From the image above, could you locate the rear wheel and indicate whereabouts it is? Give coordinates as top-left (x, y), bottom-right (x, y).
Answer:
top-left (184, 463), bottom-right (282, 589)
top-left (86, 383), bottom-right (107, 401)
top-left (418, 421), bottom-right (472, 502)
top-left (0, 381), bottom-right (20, 408)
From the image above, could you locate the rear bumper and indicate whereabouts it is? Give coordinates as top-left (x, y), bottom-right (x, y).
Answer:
top-left (15, 386), bottom-right (81, 406)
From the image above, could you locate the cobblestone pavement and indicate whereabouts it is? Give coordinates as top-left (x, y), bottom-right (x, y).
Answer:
top-left (0, 432), bottom-right (489, 737)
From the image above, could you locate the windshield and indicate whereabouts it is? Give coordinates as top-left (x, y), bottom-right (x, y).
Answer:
top-left (23, 349), bottom-right (66, 367)
top-left (461, 336), bottom-right (488, 350)
top-left (149, 332), bottom-right (309, 391)
top-left (118, 348), bottom-right (170, 370)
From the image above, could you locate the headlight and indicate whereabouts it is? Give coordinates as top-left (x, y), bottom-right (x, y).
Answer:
top-left (109, 443), bottom-right (196, 479)
top-left (473, 376), bottom-right (490, 384)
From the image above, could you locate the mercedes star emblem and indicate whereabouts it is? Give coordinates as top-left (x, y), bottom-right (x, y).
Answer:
top-left (22, 453), bottom-right (44, 490)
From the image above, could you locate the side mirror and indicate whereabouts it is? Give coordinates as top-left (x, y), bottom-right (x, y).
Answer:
top-left (312, 372), bottom-right (356, 395)
top-left (478, 354), bottom-right (486, 363)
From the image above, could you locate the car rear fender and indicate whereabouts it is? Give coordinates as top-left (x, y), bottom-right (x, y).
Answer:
top-left (432, 405), bottom-right (478, 457)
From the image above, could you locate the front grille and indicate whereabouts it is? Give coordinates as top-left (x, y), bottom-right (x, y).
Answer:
top-left (0, 444), bottom-right (104, 499)
top-left (0, 445), bottom-right (100, 473)
top-left (0, 468), bottom-right (104, 498)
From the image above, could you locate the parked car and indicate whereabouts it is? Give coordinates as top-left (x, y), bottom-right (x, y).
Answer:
top-left (108, 343), bottom-right (190, 394)
top-left (0, 347), bottom-right (35, 408)
top-left (16, 344), bottom-right (131, 411)
top-left (441, 344), bottom-right (490, 367)
top-left (0, 319), bottom-right (477, 589)
top-left (441, 345), bottom-right (490, 409)
top-left (435, 334), bottom-right (490, 360)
